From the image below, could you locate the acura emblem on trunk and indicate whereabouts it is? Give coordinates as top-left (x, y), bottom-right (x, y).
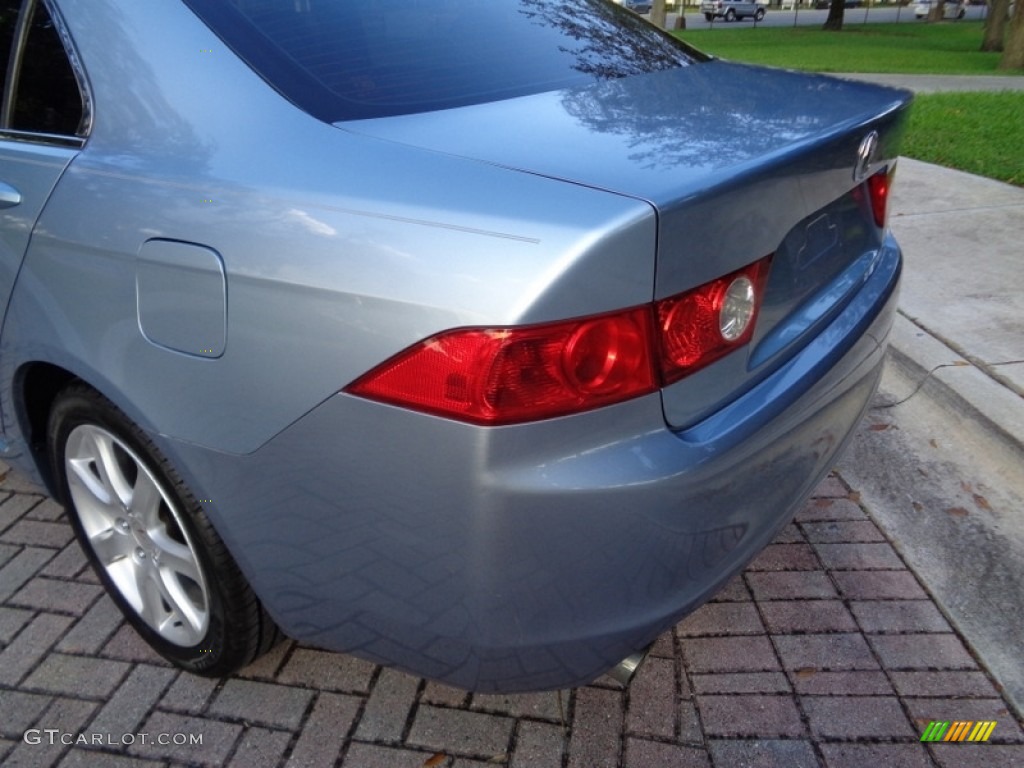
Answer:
top-left (855, 131), bottom-right (879, 182)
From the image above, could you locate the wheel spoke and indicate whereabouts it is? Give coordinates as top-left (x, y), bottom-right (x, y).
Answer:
top-left (155, 537), bottom-right (203, 591)
top-left (88, 429), bottom-right (134, 508)
top-left (158, 566), bottom-right (206, 637)
top-left (135, 563), bottom-right (167, 630)
top-left (105, 555), bottom-right (142, 614)
top-left (66, 454), bottom-right (114, 508)
top-left (88, 527), bottom-right (133, 567)
top-left (132, 554), bottom-right (205, 643)
top-left (155, 536), bottom-right (206, 635)
top-left (129, 470), bottom-right (164, 529)
top-left (66, 427), bottom-right (132, 512)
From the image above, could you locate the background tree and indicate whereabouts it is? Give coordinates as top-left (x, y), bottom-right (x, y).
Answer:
top-left (823, 0), bottom-right (845, 31)
top-left (982, 0), bottom-right (1011, 52)
top-left (651, 0), bottom-right (668, 28)
top-left (1000, 0), bottom-right (1024, 68)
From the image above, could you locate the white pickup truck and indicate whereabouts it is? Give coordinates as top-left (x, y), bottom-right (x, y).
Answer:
top-left (701, 0), bottom-right (767, 21)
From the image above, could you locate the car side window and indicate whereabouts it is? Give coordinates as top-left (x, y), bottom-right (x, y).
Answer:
top-left (1, 0), bottom-right (85, 138)
top-left (1, 1), bottom-right (19, 75)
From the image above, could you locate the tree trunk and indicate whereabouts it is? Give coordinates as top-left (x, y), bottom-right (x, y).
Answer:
top-left (928, 0), bottom-right (944, 22)
top-left (982, 0), bottom-right (1011, 52)
top-left (999, 0), bottom-right (1024, 68)
top-left (651, 0), bottom-right (668, 28)
top-left (823, 0), bottom-right (845, 30)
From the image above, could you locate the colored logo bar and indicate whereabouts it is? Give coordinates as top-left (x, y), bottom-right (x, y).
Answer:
top-left (921, 721), bottom-right (997, 742)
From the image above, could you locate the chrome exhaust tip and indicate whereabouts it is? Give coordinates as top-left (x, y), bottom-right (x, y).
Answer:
top-left (606, 644), bottom-right (652, 687)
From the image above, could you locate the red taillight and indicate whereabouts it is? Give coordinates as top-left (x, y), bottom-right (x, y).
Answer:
top-left (346, 308), bottom-right (657, 425)
top-left (867, 166), bottom-right (894, 228)
top-left (655, 259), bottom-right (769, 385)
top-left (346, 256), bottom-right (771, 425)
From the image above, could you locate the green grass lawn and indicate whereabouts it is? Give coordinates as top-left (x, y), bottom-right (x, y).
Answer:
top-left (902, 92), bottom-right (1024, 186)
top-left (674, 21), bottom-right (1014, 75)
top-left (672, 21), bottom-right (1024, 185)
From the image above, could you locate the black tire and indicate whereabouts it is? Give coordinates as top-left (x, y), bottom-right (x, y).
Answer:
top-left (705, 12), bottom-right (715, 20)
top-left (725, 8), bottom-right (736, 21)
top-left (957, 8), bottom-right (965, 18)
top-left (48, 383), bottom-right (280, 676)
top-left (755, 8), bottom-right (766, 20)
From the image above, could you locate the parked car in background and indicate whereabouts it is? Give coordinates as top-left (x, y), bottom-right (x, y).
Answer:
top-left (702, 0), bottom-right (767, 21)
top-left (1, 0), bottom-right (909, 692)
top-left (618, 0), bottom-right (654, 12)
top-left (913, 0), bottom-right (966, 18)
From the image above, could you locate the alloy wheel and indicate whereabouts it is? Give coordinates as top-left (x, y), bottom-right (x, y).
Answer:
top-left (64, 424), bottom-right (210, 646)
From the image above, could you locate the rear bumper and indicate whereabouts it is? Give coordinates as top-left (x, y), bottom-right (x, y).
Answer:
top-left (165, 237), bottom-right (901, 692)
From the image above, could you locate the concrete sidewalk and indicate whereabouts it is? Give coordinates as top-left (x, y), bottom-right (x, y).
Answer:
top-left (886, 157), bottom-right (1024, 457)
top-left (838, 73), bottom-right (1024, 94)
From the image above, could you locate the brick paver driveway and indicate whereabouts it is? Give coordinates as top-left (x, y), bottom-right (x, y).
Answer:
top-left (1, 464), bottom-right (1022, 767)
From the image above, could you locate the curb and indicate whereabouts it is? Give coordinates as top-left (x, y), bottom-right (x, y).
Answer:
top-left (885, 312), bottom-right (1024, 462)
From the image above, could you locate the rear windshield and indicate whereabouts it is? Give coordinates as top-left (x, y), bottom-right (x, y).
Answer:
top-left (183, 0), bottom-right (706, 121)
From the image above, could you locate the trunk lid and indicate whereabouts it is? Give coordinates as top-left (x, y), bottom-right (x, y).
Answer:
top-left (339, 60), bottom-right (911, 428)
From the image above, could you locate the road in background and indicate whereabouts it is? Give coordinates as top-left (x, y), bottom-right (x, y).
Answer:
top-left (652, 4), bottom-right (989, 28)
